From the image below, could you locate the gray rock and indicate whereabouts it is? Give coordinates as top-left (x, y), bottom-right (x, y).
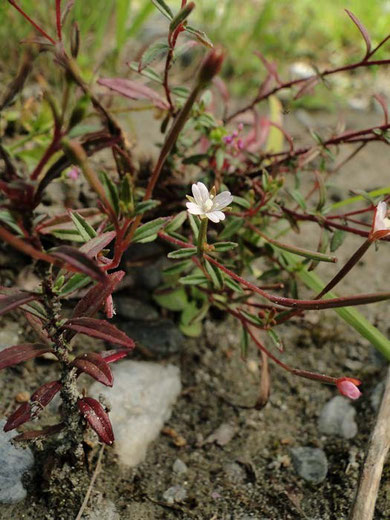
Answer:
top-left (90, 361), bottom-right (181, 467)
top-left (318, 396), bottom-right (358, 439)
top-left (122, 319), bottom-right (184, 356)
top-left (290, 447), bottom-right (328, 484)
top-left (370, 381), bottom-right (385, 412)
top-left (173, 458), bottom-right (188, 475)
top-left (205, 422), bottom-right (237, 446)
top-left (0, 419), bottom-right (34, 503)
top-left (162, 485), bottom-right (187, 504)
top-left (114, 296), bottom-right (159, 321)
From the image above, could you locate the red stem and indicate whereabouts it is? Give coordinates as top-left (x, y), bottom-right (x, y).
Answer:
top-left (56, 0), bottom-right (62, 41)
top-left (8, 0), bottom-right (56, 45)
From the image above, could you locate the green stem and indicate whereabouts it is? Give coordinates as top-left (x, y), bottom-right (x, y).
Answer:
top-left (197, 217), bottom-right (208, 257)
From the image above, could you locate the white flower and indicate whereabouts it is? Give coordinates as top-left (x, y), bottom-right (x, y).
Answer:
top-left (373, 201), bottom-right (390, 232)
top-left (186, 182), bottom-right (233, 223)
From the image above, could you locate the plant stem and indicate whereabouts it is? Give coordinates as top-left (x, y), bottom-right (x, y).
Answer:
top-left (197, 218), bottom-right (208, 257)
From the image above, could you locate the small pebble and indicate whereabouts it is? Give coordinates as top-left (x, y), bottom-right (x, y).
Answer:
top-left (290, 447), bottom-right (328, 484)
top-left (173, 458), bottom-right (188, 475)
top-left (162, 485), bottom-right (187, 504)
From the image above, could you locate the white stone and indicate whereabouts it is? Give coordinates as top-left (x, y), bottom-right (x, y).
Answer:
top-left (318, 396), bottom-right (358, 439)
top-left (90, 361), bottom-right (181, 467)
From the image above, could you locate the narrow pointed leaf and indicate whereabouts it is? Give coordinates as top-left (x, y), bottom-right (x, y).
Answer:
top-left (151, 0), bottom-right (174, 20)
top-left (139, 42), bottom-right (170, 72)
top-left (0, 292), bottom-right (37, 316)
top-left (79, 231), bottom-right (116, 258)
top-left (0, 343), bottom-right (52, 370)
top-left (167, 247), bottom-right (197, 259)
top-left (51, 245), bottom-right (106, 282)
top-left (70, 211), bottom-right (97, 241)
top-left (31, 380), bottom-right (62, 409)
top-left (100, 349), bottom-right (130, 364)
top-left (98, 78), bottom-right (169, 110)
top-left (71, 270), bottom-right (125, 320)
top-left (63, 317), bottom-right (135, 348)
top-left (133, 217), bottom-right (166, 243)
top-left (77, 397), bottom-right (114, 445)
top-left (345, 9), bottom-right (371, 59)
top-left (72, 352), bottom-right (113, 386)
top-left (3, 403), bottom-right (31, 432)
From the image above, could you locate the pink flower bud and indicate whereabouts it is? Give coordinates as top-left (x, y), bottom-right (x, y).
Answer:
top-left (198, 47), bottom-right (225, 85)
top-left (336, 377), bottom-right (362, 400)
top-left (104, 294), bottom-right (116, 319)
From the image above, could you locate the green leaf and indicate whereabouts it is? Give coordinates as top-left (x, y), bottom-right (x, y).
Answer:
top-left (240, 310), bottom-right (264, 326)
top-left (167, 247), bottom-right (197, 259)
top-left (204, 260), bottom-right (224, 290)
top-left (330, 229), bottom-right (346, 252)
top-left (99, 172), bottom-right (120, 216)
top-left (163, 260), bottom-right (192, 276)
top-left (267, 328), bottom-right (284, 351)
top-left (59, 273), bottom-right (91, 296)
top-left (0, 210), bottom-right (23, 235)
top-left (224, 277), bottom-right (244, 293)
top-left (70, 211), bottom-right (97, 242)
top-left (232, 196), bottom-right (251, 209)
top-left (133, 217), bottom-right (166, 243)
top-left (213, 241), bottom-right (238, 252)
top-left (288, 189), bottom-right (307, 210)
top-left (139, 42), bottom-right (170, 71)
top-left (240, 326), bottom-right (249, 359)
top-left (219, 217), bottom-right (244, 240)
top-left (165, 211), bottom-right (187, 233)
top-left (179, 273), bottom-right (209, 285)
top-left (129, 62), bottom-right (163, 84)
top-left (188, 213), bottom-right (199, 240)
top-left (151, 0), bottom-right (173, 20)
top-left (169, 2), bottom-right (194, 34)
top-left (180, 319), bottom-right (202, 337)
top-left (134, 199), bottom-right (160, 215)
top-left (185, 25), bottom-right (213, 48)
top-left (153, 286), bottom-right (188, 311)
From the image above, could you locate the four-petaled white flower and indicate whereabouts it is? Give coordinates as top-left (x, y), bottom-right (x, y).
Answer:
top-left (373, 201), bottom-right (390, 233)
top-left (186, 182), bottom-right (233, 223)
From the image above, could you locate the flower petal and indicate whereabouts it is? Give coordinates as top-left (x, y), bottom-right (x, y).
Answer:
top-left (192, 182), bottom-right (209, 206)
top-left (186, 202), bottom-right (204, 215)
top-left (206, 210), bottom-right (225, 223)
top-left (374, 201), bottom-right (388, 232)
top-left (212, 191), bottom-right (233, 210)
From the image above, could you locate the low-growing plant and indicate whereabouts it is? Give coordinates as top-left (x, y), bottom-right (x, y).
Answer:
top-left (1, 0), bottom-right (390, 508)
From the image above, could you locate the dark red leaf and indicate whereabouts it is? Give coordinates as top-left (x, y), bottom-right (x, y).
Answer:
top-left (13, 423), bottom-right (65, 441)
top-left (0, 343), bottom-right (52, 370)
top-left (98, 78), bottom-right (169, 110)
top-left (71, 270), bottom-right (125, 320)
top-left (0, 292), bottom-right (37, 316)
top-left (72, 352), bottom-right (113, 387)
top-left (63, 317), bottom-right (135, 349)
top-left (101, 349), bottom-right (130, 364)
top-left (51, 245), bottom-right (106, 282)
top-left (3, 402), bottom-right (31, 432)
top-left (79, 231), bottom-right (116, 258)
top-left (345, 9), bottom-right (371, 59)
top-left (31, 380), bottom-right (62, 409)
top-left (77, 397), bottom-right (114, 445)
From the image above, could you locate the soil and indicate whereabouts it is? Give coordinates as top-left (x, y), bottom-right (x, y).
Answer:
top-left (1, 110), bottom-right (390, 520)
